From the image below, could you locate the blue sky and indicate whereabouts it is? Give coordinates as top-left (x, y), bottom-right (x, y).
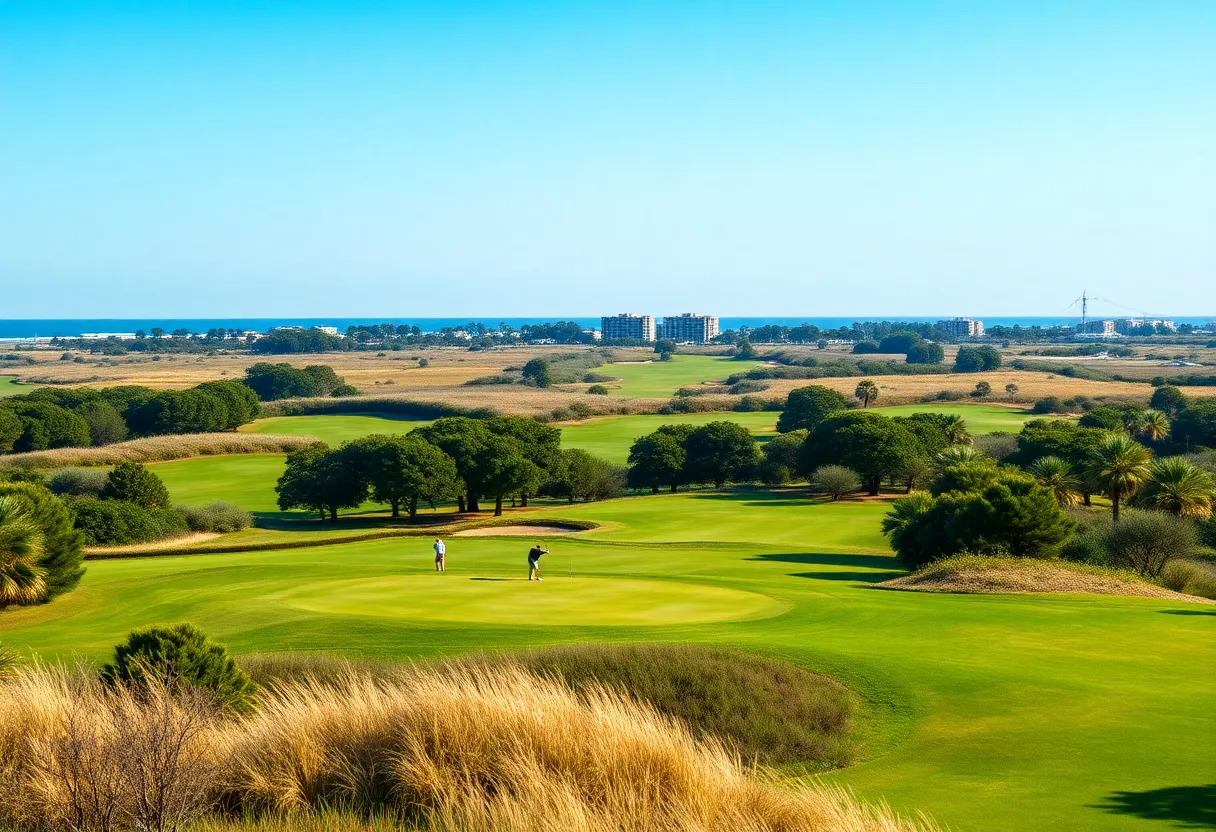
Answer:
top-left (1, 1), bottom-right (1213, 318)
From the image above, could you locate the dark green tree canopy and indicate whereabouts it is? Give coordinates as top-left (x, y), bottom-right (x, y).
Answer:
top-left (7, 401), bottom-right (91, 452)
top-left (776, 385), bottom-right (849, 433)
top-left (195, 379), bottom-right (261, 429)
top-left (100, 462), bottom-right (171, 509)
top-left (627, 426), bottom-right (693, 493)
top-left (76, 400), bottom-right (128, 446)
top-left (1172, 400), bottom-right (1216, 449)
top-left (0, 408), bottom-right (21, 453)
top-left (682, 421), bottom-right (759, 488)
top-left (852, 340), bottom-right (880, 354)
top-left (1149, 385), bottom-right (1187, 418)
top-left (953, 346), bottom-right (1002, 373)
top-left (276, 442), bottom-right (368, 520)
top-left (905, 342), bottom-right (945, 365)
top-left (522, 358), bottom-right (552, 387)
top-left (799, 412), bottom-right (926, 495)
top-left (883, 471), bottom-right (1075, 568)
top-left (342, 433), bottom-right (459, 519)
top-left (878, 331), bottom-right (922, 354)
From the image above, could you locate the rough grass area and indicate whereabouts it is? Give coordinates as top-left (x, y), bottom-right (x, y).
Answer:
top-left (0, 664), bottom-right (933, 832)
top-left (476, 643), bottom-right (855, 769)
top-left (878, 554), bottom-right (1215, 603)
top-left (2, 433), bottom-right (316, 469)
top-left (242, 643), bottom-right (856, 770)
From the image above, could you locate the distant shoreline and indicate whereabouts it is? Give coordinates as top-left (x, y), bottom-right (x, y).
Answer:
top-left (2, 315), bottom-right (1213, 340)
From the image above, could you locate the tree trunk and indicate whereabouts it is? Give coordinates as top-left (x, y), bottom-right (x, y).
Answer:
top-left (328, 506), bottom-right (338, 521)
top-left (670, 483), bottom-right (678, 493)
top-left (408, 496), bottom-right (418, 522)
top-left (568, 495), bottom-right (575, 503)
top-left (494, 496), bottom-right (503, 516)
top-left (651, 486), bottom-right (659, 494)
top-left (390, 499), bottom-right (400, 518)
top-left (905, 478), bottom-right (914, 494)
top-left (1082, 490), bottom-right (1092, 507)
top-left (468, 492), bottom-right (480, 512)
top-left (867, 476), bottom-right (880, 497)
top-left (1112, 493), bottom-right (1120, 522)
top-left (457, 495), bottom-right (466, 513)
top-left (520, 492), bottom-right (529, 507)
top-left (715, 478), bottom-right (725, 489)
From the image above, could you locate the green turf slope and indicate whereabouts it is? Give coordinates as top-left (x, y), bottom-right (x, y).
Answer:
top-left (239, 414), bottom-right (433, 446)
top-left (601, 355), bottom-right (764, 397)
top-left (1, 491), bottom-right (1211, 831)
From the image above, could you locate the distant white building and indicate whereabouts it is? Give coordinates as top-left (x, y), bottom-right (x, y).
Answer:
top-left (937, 318), bottom-right (985, 338)
top-left (601, 313), bottom-right (656, 342)
top-left (313, 326), bottom-right (340, 336)
top-left (658, 313), bottom-right (720, 343)
top-left (1079, 320), bottom-right (1117, 336)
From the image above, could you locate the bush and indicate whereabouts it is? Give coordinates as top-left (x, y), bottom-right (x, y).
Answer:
top-left (101, 624), bottom-right (257, 715)
top-left (1102, 511), bottom-right (1198, 578)
top-left (177, 501), bottom-right (254, 534)
top-left (71, 498), bottom-right (189, 545)
top-left (585, 384), bottom-right (610, 395)
top-left (972, 432), bottom-right (1018, 462)
top-left (329, 383), bottom-right (360, 397)
top-left (99, 461), bottom-right (171, 509)
top-left (954, 345), bottom-right (1002, 373)
top-left (47, 467), bottom-right (110, 497)
top-left (757, 460), bottom-right (791, 485)
top-left (1032, 396), bottom-right (1070, 415)
top-left (927, 389), bottom-right (965, 402)
top-left (811, 465), bottom-right (861, 500)
top-left (727, 379), bottom-right (768, 395)
top-left (1159, 560), bottom-right (1216, 600)
top-left (851, 340), bottom-right (879, 354)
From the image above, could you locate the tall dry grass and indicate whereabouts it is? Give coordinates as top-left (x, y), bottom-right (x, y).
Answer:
top-left (3, 434), bottom-right (315, 469)
top-left (0, 664), bottom-right (937, 832)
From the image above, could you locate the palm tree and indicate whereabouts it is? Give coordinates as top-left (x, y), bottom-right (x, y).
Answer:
top-left (0, 496), bottom-right (47, 608)
top-left (1137, 409), bottom-right (1170, 443)
top-left (854, 380), bottom-right (878, 409)
top-left (941, 414), bottom-right (971, 445)
top-left (1133, 457), bottom-right (1215, 518)
top-left (936, 445), bottom-right (982, 467)
top-left (1085, 433), bottom-right (1152, 522)
top-left (1028, 456), bottom-right (1082, 507)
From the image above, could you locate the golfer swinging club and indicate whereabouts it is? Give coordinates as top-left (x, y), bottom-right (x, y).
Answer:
top-left (433, 538), bottom-right (446, 572)
top-left (527, 542), bottom-right (549, 581)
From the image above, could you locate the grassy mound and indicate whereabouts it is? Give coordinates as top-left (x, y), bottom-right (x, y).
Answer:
top-left (878, 554), bottom-right (1215, 603)
top-left (0, 664), bottom-right (932, 832)
top-left (246, 644), bottom-right (855, 770)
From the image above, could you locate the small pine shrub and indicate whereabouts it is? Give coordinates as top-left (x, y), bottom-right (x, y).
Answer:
top-left (586, 384), bottom-right (610, 395)
top-left (329, 384), bottom-right (360, 397)
top-left (99, 462), bottom-right (170, 509)
top-left (178, 501), bottom-right (254, 534)
top-left (101, 623), bottom-right (257, 715)
top-left (48, 467), bottom-right (110, 497)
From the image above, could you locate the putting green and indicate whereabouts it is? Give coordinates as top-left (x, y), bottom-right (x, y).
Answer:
top-left (280, 574), bottom-right (782, 626)
top-left (0, 374), bottom-right (35, 397)
top-left (238, 414), bottom-right (433, 447)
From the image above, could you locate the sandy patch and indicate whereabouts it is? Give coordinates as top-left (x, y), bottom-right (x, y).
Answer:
top-left (85, 532), bottom-right (221, 554)
top-left (878, 558), bottom-right (1214, 604)
top-left (453, 525), bottom-right (582, 537)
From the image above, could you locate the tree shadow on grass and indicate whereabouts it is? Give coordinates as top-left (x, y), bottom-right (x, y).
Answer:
top-left (1159, 609), bottom-right (1216, 616)
top-left (1095, 784), bottom-right (1216, 828)
top-left (748, 552), bottom-right (904, 583)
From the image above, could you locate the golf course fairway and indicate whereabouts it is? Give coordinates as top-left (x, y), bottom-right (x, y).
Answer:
top-left (2, 491), bottom-right (1211, 832)
top-left (280, 574), bottom-right (784, 626)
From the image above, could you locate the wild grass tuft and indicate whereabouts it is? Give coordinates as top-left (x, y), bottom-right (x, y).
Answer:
top-left (0, 663), bottom-right (935, 832)
top-left (4, 434), bottom-right (317, 469)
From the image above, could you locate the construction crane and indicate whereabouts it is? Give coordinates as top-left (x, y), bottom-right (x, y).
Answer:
top-left (1065, 292), bottom-right (1156, 331)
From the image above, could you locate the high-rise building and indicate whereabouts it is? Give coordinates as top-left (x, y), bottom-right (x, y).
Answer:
top-left (659, 313), bottom-right (720, 343)
top-left (600, 313), bottom-right (655, 342)
top-left (937, 317), bottom-right (985, 338)
top-left (1079, 319), bottom-right (1117, 336)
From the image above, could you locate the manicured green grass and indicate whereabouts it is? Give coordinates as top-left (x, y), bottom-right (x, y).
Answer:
top-left (600, 355), bottom-right (764, 397)
top-left (152, 454), bottom-right (291, 514)
top-left (0, 374), bottom-right (35, 396)
top-left (238, 414), bottom-right (433, 446)
top-left (561, 411), bottom-right (780, 463)
top-left (870, 403), bottom-right (1065, 433)
top-left (2, 492), bottom-right (1211, 831)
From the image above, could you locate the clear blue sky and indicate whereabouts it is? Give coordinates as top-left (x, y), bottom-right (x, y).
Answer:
top-left (2, 1), bottom-right (1213, 318)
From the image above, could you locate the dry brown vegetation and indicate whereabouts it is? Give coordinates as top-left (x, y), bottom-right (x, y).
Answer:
top-left (0, 664), bottom-right (937, 832)
top-left (3, 434), bottom-right (315, 469)
top-left (878, 554), bottom-right (1215, 603)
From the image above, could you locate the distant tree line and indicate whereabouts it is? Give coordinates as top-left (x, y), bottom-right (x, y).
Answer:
top-left (276, 416), bottom-right (626, 520)
top-left (0, 380), bottom-right (260, 453)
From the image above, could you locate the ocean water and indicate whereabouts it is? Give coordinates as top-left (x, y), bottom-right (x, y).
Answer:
top-left (0, 315), bottom-right (1213, 339)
